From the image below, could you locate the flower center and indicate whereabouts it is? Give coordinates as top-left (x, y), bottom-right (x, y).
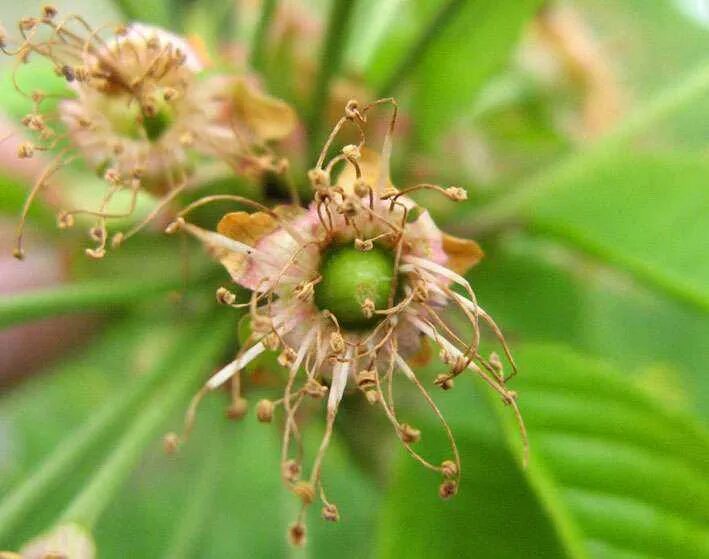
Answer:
top-left (314, 244), bottom-right (396, 330)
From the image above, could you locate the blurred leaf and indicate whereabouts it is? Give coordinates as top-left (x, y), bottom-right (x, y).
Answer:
top-left (379, 344), bottom-right (709, 558)
top-left (528, 153), bottom-right (709, 312)
top-left (470, 232), bottom-right (709, 417)
top-left (407, 0), bottom-right (543, 147)
top-left (112, 0), bottom-right (173, 26)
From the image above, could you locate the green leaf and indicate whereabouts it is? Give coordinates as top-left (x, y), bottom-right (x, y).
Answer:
top-left (378, 344), bottom-right (709, 558)
top-left (528, 153), bottom-right (709, 312)
top-left (408, 0), bottom-right (544, 146)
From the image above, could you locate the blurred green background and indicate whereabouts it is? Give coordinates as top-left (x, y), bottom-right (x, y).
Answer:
top-left (0, 0), bottom-right (708, 557)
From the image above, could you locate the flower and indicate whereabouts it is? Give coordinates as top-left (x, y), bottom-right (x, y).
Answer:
top-left (170, 98), bottom-right (526, 544)
top-left (1, 7), bottom-right (296, 259)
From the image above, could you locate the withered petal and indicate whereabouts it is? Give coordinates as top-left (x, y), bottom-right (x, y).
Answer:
top-left (442, 233), bottom-right (484, 275)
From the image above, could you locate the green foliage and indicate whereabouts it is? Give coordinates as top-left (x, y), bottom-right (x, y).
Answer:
top-left (379, 344), bottom-right (709, 558)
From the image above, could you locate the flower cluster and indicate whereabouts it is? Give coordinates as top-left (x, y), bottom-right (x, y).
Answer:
top-left (1, 6), bottom-right (295, 258)
top-left (168, 98), bottom-right (526, 545)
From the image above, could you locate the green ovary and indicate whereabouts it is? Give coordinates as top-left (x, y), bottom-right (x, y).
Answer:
top-left (314, 244), bottom-right (396, 330)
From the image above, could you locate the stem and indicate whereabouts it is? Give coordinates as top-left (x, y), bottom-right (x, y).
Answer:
top-left (249, 0), bottom-right (278, 71)
top-left (0, 322), bottom-right (186, 543)
top-left (0, 275), bottom-right (187, 329)
top-left (306, 0), bottom-right (358, 156)
top-left (376, 0), bottom-right (464, 97)
top-left (470, 58), bottom-right (709, 234)
top-left (58, 315), bottom-right (233, 529)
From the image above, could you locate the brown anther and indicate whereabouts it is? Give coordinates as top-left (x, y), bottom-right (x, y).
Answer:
top-left (61, 65), bottom-right (75, 82)
top-left (162, 87), bottom-right (179, 101)
top-left (353, 179), bottom-right (370, 198)
top-left (434, 374), bottom-right (454, 390)
top-left (104, 168), bottom-right (122, 185)
top-left (74, 66), bottom-right (88, 82)
top-left (293, 481), bottom-right (315, 505)
top-left (356, 369), bottom-right (377, 391)
top-left (251, 314), bottom-right (272, 333)
top-left (294, 281), bottom-right (315, 302)
top-left (256, 399), bottom-right (274, 423)
top-left (22, 114), bottom-right (44, 131)
top-left (413, 279), bottom-right (429, 302)
top-left (85, 247), bottom-right (106, 259)
top-left (89, 227), bottom-right (104, 242)
top-left (360, 298), bottom-right (375, 319)
top-left (226, 397), bottom-right (248, 421)
top-left (281, 459), bottom-right (301, 483)
top-left (354, 238), bottom-right (373, 252)
top-left (278, 347), bottom-right (297, 368)
top-left (307, 168), bottom-right (330, 189)
top-left (31, 90), bottom-right (45, 104)
top-left (163, 432), bottom-right (180, 454)
top-left (344, 99), bottom-right (360, 120)
top-left (342, 144), bottom-right (360, 160)
top-left (439, 349), bottom-right (452, 365)
top-left (439, 479), bottom-right (458, 499)
top-left (399, 423), bottom-right (421, 444)
top-left (78, 116), bottom-right (92, 129)
top-left (19, 18), bottom-right (38, 31)
top-left (17, 142), bottom-right (34, 159)
top-left (450, 355), bottom-right (468, 375)
top-left (338, 197), bottom-right (357, 218)
top-left (329, 332), bottom-right (345, 354)
top-left (304, 378), bottom-right (328, 399)
top-left (12, 248), bottom-right (25, 261)
top-left (263, 332), bottom-right (280, 351)
top-left (502, 391), bottom-right (518, 405)
top-left (179, 132), bottom-right (194, 147)
top-left (111, 232), bottom-right (124, 249)
top-left (146, 36), bottom-right (160, 50)
top-left (142, 100), bottom-right (157, 118)
top-left (216, 287), bottom-right (236, 305)
top-left (441, 460), bottom-right (458, 478)
top-left (322, 503), bottom-right (340, 522)
top-left (164, 219), bottom-right (183, 234)
top-left (42, 5), bottom-right (59, 19)
top-left (445, 186), bottom-right (467, 201)
top-left (288, 522), bottom-right (306, 547)
top-left (115, 24), bottom-right (128, 36)
top-left (56, 212), bottom-right (74, 229)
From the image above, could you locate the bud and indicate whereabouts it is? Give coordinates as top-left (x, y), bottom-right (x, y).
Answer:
top-left (441, 460), bottom-right (458, 478)
top-left (439, 480), bottom-right (458, 499)
top-left (256, 399), bottom-right (274, 423)
top-left (399, 423), bottom-right (421, 444)
top-left (293, 481), bottom-right (315, 504)
top-left (216, 286), bottom-right (236, 305)
top-left (321, 503), bottom-right (340, 522)
top-left (163, 432), bottom-right (180, 454)
top-left (226, 398), bottom-right (248, 421)
top-left (288, 522), bottom-right (306, 547)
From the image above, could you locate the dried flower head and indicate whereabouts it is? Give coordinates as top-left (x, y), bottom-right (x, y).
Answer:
top-left (1, 8), bottom-right (296, 258)
top-left (172, 99), bottom-right (526, 544)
